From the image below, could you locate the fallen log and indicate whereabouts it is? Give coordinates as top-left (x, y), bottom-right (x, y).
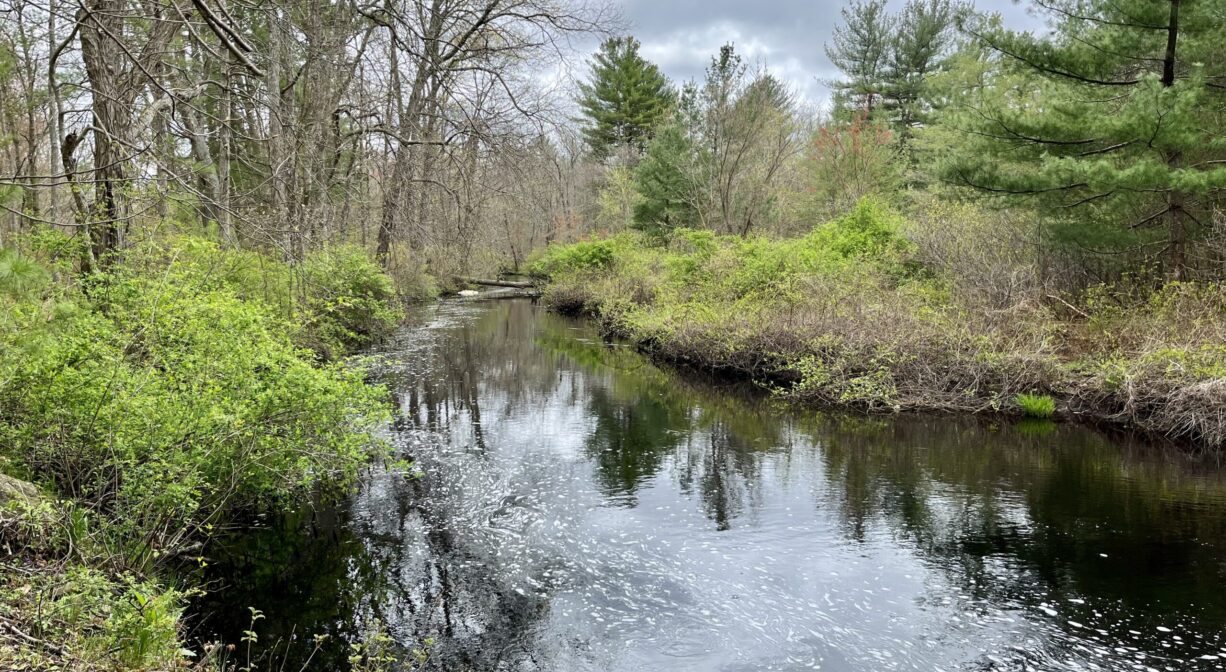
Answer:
top-left (454, 287), bottom-right (542, 300)
top-left (456, 276), bottom-right (536, 289)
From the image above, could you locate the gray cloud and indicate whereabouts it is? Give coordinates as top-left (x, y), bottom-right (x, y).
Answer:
top-left (611, 0), bottom-right (1044, 109)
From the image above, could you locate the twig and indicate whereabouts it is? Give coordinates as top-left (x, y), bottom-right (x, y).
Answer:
top-left (0, 615), bottom-right (69, 657)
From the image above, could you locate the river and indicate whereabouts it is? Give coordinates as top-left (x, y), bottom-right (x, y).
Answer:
top-left (193, 298), bottom-right (1226, 671)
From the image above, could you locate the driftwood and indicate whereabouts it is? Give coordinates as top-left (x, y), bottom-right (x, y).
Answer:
top-left (454, 287), bottom-right (541, 300)
top-left (456, 276), bottom-right (536, 289)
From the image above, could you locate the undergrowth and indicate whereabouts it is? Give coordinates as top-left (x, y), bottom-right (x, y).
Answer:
top-left (532, 198), bottom-right (1226, 450)
top-left (0, 230), bottom-right (405, 669)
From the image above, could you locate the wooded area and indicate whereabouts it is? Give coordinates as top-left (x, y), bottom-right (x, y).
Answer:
top-left (2, 0), bottom-right (1226, 669)
top-left (2, 0), bottom-right (1222, 284)
top-left (0, 0), bottom-right (615, 282)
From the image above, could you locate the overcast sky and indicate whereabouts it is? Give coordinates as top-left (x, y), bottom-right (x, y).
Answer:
top-left (603, 0), bottom-right (1045, 110)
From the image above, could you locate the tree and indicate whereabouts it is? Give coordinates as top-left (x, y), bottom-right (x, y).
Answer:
top-left (633, 123), bottom-right (696, 234)
top-left (690, 45), bottom-right (803, 235)
top-left (882, 0), bottom-right (964, 139)
top-left (577, 36), bottom-right (674, 160)
top-left (942, 0), bottom-right (1226, 280)
top-left (797, 115), bottom-right (901, 223)
top-left (825, 0), bottom-right (894, 117)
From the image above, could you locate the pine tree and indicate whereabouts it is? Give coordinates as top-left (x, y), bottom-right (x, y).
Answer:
top-left (942, 0), bottom-right (1226, 280)
top-left (577, 37), bottom-right (674, 160)
top-left (882, 0), bottom-right (963, 137)
top-left (633, 123), bottom-right (696, 234)
top-left (825, 0), bottom-right (894, 116)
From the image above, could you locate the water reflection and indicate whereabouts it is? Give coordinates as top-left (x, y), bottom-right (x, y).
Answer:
top-left (194, 299), bottom-right (1226, 671)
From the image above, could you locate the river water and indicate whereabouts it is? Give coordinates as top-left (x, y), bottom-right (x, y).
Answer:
top-left (194, 299), bottom-right (1226, 671)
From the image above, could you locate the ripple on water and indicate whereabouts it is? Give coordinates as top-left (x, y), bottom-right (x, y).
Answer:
top-left (197, 300), bottom-right (1226, 672)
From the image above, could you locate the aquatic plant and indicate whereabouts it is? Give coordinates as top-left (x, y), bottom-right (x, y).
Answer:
top-left (1016, 393), bottom-right (1057, 419)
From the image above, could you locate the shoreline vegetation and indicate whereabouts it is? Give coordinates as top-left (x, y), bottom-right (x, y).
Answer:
top-left (529, 199), bottom-right (1226, 454)
top-left (0, 233), bottom-right (406, 670)
top-left (0, 0), bottom-right (1224, 667)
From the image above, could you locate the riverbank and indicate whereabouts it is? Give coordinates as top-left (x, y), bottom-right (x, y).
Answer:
top-left (530, 201), bottom-right (1226, 452)
top-left (0, 232), bottom-right (403, 669)
top-left (181, 298), bottom-right (1226, 672)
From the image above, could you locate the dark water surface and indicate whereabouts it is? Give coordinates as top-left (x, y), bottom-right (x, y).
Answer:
top-left (194, 299), bottom-right (1226, 671)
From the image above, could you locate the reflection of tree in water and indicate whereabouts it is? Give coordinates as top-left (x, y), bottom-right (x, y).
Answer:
top-left (349, 469), bottom-right (555, 671)
top-left (674, 424), bottom-right (765, 531)
top-left (583, 385), bottom-right (678, 505)
top-left (373, 302), bottom-right (576, 669)
top-left (537, 313), bottom-right (777, 528)
top-left (811, 416), bottom-right (1226, 661)
top-left (198, 300), bottom-right (1226, 671)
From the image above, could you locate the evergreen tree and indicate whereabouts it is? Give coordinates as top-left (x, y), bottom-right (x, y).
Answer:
top-left (577, 37), bottom-right (675, 159)
top-left (882, 0), bottom-right (963, 137)
top-left (633, 123), bottom-right (697, 234)
top-left (827, 0), bottom-right (962, 135)
top-left (825, 0), bottom-right (894, 116)
top-left (942, 0), bottom-right (1226, 280)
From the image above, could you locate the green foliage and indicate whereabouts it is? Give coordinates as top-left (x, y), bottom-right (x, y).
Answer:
top-left (808, 198), bottom-right (911, 262)
top-left (537, 195), bottom-right (1226, 447)
top-left (115, 236), bottom-right (403, 360)
top-left (529, 236), bottom-right (631, 277)
top-left (940, 0), bottom-right (1226, 278)
top-left (826, 0), bottom-right (894, 116)
top-left (1016, 393), bottom-right (1056, 419)
top-left (0, 248), bottom-right (49, 299)
top-left (577, 36), bottom-right (675, 158)
top-left (633, 123), bottom-right (698, 234)
top-left (0, 491), bottom-right (191, 671)
top-left (0, 238), bottom-right (390, 570)
top-left (300, 244), bottom-right (403, 358)
top-left (594, 165), bottom-right (646, 231)
top-left (881, 0), bottom-right (963, 135)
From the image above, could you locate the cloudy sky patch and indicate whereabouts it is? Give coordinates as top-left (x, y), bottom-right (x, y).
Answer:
top-left (608, 0), bottom-right (1044, 108)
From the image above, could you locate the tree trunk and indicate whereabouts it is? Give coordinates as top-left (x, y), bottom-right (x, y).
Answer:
top-left (1162, 0), bottom-right (1186, 280)
top-left (78, 0), bottom-right (129, 266)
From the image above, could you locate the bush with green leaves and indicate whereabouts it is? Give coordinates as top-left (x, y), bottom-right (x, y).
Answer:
top-left (528, 236), bottom-right (632, 278)
top-left (0, 237), bottom-right (390, 569)
top-left (114, 236), bottom-right (403, 359)
top-left (300, 244), bottom-right (403, 357)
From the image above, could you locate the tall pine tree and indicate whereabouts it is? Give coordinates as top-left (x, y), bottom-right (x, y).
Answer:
top-left (577, 37), bottom-right (674, 160)
top-left (942, 0), bottom-right (1226, 280)
top-left (882, 0), bottom-right (963, 137)
top-left (825, 0), bottom-right (894, 116)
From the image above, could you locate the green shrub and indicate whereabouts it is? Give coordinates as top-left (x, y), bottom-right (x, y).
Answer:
top-left (529, 237), bottom-right (630, 277)
top-left (301, 245), bottom-right (403, 357)
top-left (1016, 393), bottom-right (1056, 418)
top-left (0, 241), bottom-right (388, 568)
top-left (0, 491), bottom-right (190, 671)
top-left (114, 236), bottom-right (403, 359)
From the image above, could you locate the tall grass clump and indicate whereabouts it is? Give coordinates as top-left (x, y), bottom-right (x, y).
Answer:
top-left (1016, 393), bottom-right (1056, 419)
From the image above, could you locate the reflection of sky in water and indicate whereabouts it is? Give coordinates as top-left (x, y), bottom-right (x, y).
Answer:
top-left (198, 299), bottom-right (1226, 671)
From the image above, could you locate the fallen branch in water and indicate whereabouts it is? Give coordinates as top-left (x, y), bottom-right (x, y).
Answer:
top-left (456, 276), bottom-right (536, 289)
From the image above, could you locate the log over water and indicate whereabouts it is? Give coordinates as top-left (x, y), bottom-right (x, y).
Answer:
top-left (456, 276), bottom-right (536, 289)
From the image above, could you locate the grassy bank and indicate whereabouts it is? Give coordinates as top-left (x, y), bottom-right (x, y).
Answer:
top-left (0, 231), bottom-right (404, 669)
top-left (530, 200), bottom-right (1226, 451)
